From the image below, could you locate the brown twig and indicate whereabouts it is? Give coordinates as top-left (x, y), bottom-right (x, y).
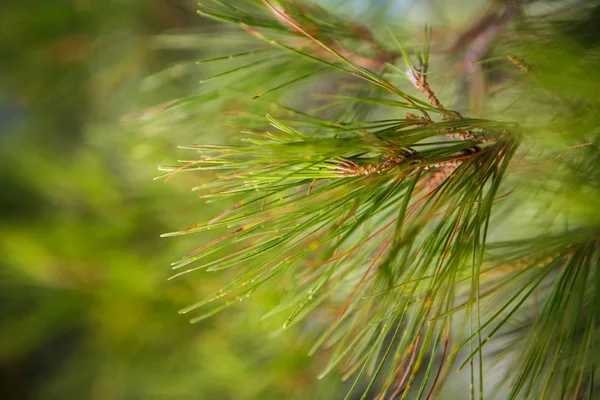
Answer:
top-left (407, 69), bottom-right (462, 121)
top-left (335, 151), bottom-right (415, 177)
top-left (507, 55), bottom-right (530, 72)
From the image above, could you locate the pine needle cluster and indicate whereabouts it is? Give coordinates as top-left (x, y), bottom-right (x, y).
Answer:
top-left (156, 1), bottom-right (600, 398)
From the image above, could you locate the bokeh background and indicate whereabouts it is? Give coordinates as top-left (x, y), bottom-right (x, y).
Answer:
top-left (0, 1), bottom-right (491, 398)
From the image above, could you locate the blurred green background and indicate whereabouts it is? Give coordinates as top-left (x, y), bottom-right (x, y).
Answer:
top-left (0, 0), bottom-right (349, 398)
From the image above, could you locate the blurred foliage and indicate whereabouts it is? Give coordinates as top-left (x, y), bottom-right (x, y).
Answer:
top-left (0, 0), bottom-right (343, 398)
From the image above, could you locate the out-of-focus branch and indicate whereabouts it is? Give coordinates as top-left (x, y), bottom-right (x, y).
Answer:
top-left (264, 0), bottom-right (399, 71)
top-left (451, 1), bottom-right (524, 114)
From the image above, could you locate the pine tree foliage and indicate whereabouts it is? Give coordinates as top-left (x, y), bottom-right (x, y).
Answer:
top-left (157, 1), bottom-right (600, 398)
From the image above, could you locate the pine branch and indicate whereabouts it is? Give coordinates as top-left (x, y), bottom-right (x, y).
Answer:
top-left (156, 1), bottom-right (600, 398)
